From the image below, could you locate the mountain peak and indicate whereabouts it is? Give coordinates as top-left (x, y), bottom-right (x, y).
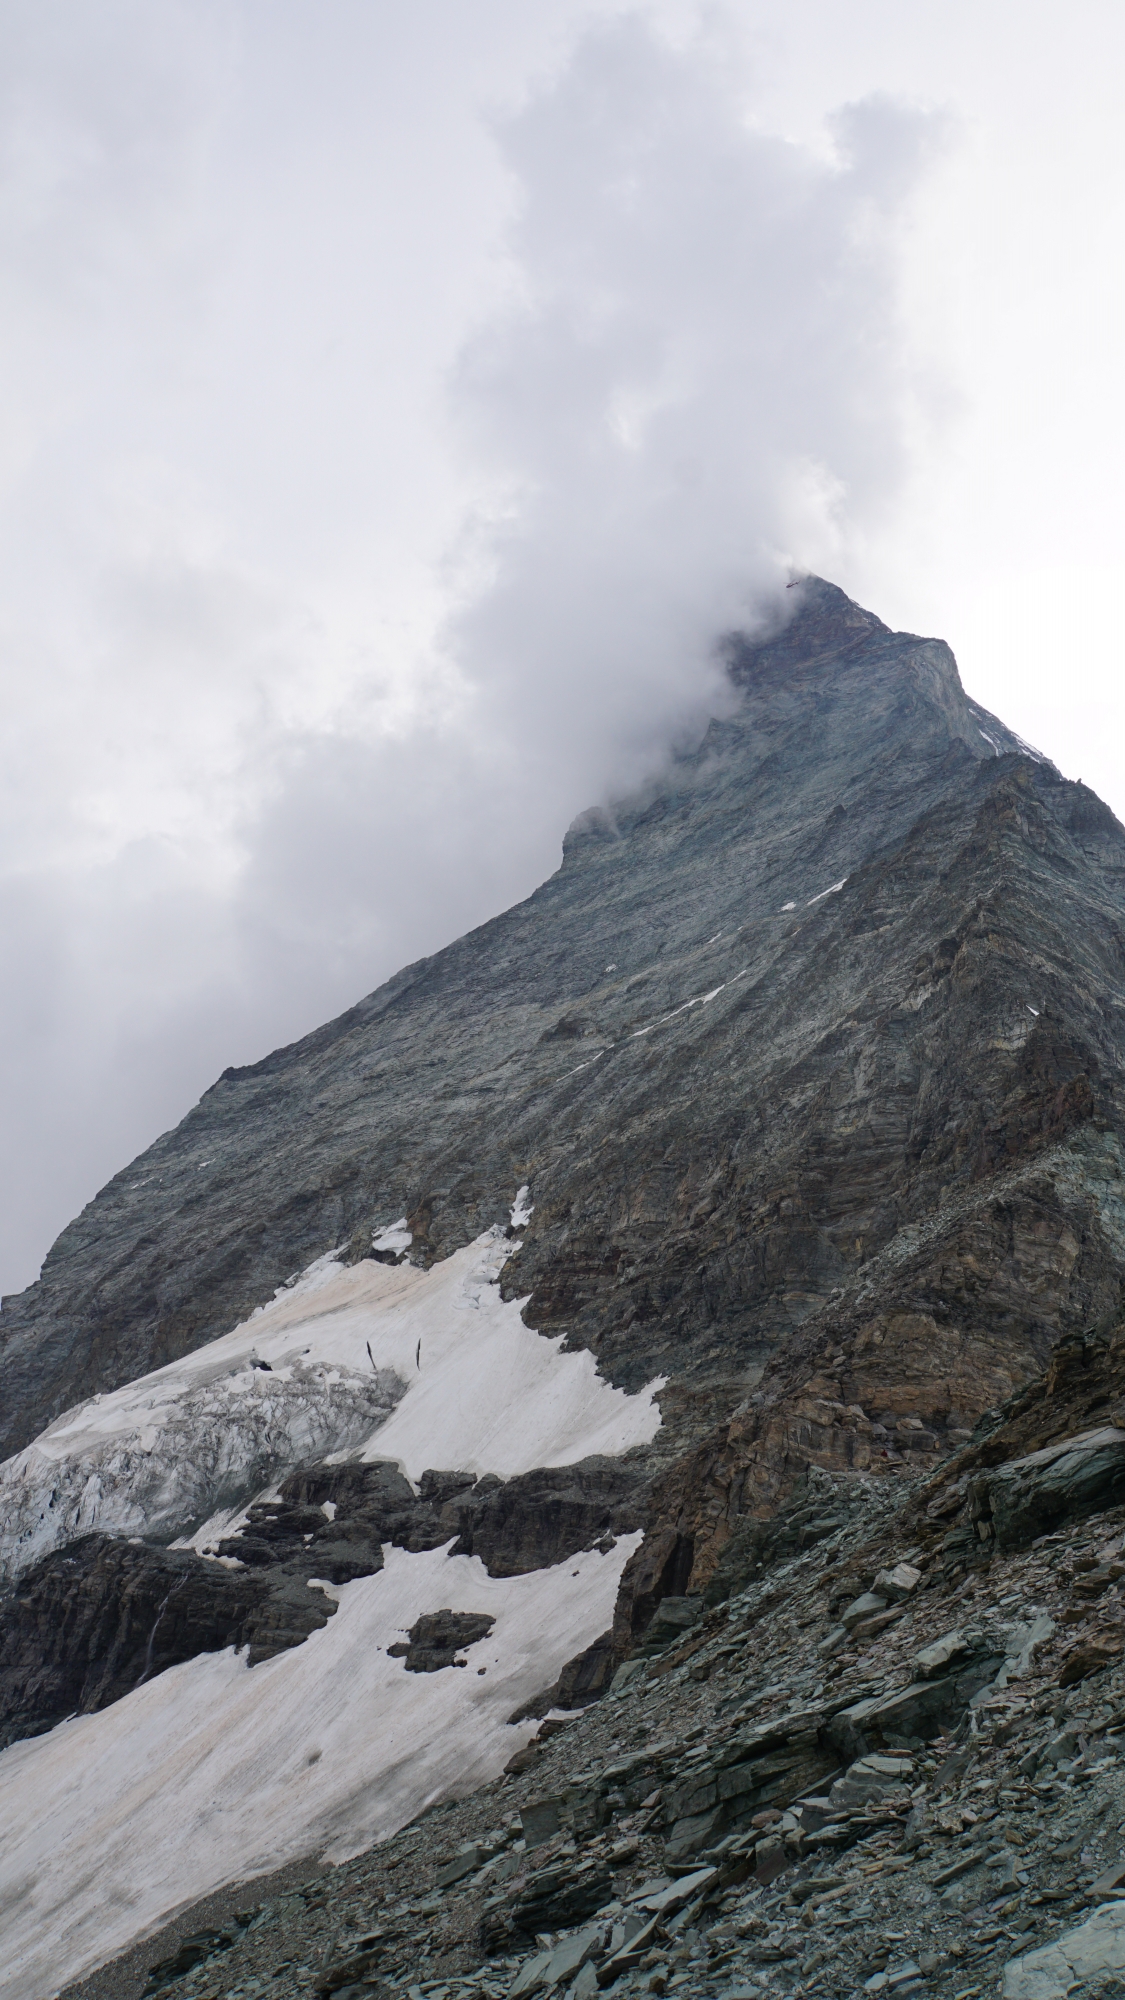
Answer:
top-left (727, 573), bottom-right (890, 686)
top-left (2, 583), bottom-right (1124, 1999)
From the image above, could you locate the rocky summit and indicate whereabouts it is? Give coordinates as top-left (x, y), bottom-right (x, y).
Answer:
top-left (4, 577), bottom-right (1125, 2000)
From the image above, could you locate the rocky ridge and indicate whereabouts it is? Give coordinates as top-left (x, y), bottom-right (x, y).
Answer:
top-left (8, 579), bottom-right (1121, 1470)
top-left (6, 579), bottom-right (1125, 1998)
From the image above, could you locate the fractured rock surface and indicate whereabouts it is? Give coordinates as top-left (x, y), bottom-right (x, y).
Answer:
top-left (0, 1452), bottom-right (643, 1748)
top-left (387, 1612), bottom-right (497, 1674)
top-left (61, 1406), bottom-right (1125, 2000)
top-left (8, 578), bottom-right (1125, 1998)
top-left (7, 579), bottom-right (1125, 1489)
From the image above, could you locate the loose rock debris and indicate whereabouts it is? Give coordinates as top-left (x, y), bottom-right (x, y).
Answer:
top-left (61, 1434), bottom-right (1125, 2000)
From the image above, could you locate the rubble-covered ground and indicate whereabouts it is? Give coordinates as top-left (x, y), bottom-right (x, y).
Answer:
top-left (64, 1426), bottom-right (1125, 2000)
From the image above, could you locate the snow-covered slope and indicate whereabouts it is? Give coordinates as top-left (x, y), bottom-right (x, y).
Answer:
top-left (0, 1201), bottom-right (665, 1998)
top-left (0, 1222), bottom-right (663, 1583)
top-left (0, 1534), bottom-right (638, 2000)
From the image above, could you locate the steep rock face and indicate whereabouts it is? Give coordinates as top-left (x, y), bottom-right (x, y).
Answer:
top-left (7, 579), bottom-right (1125, 1999)
top-left (5, 576), bottom-right (1125, 1685)
top-left (0, 1535), bottom-right (343, 1748)
top-left (5, 578), bottom-right (1098, 1462)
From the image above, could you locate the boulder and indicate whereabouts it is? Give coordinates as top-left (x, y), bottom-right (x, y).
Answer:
top-left (1058, 1636), bottom-right (1125, 1686)
top-left (826, 1668), bottom-right (999, 1758)
top-left (983, 1428), bottom-right (1125, 1548)
top-left (840, 1591), bottom-right (889, 1630)
top-left (520, 1799), bottom-right (563, 1849)
top-left (914, 1629), bottom-right (973, 1679)
top-left (596, 1914), bottom-right (660, 1987)
top-left (540, 1924), bottom-right (602, 1990)
top-left (633, 1866), bottom-right (718, 1914)
top-left (665, 1807), bottom-right (728, 1863)
top-left (509, 1858), bottom-right (614, 1934)
top-left (435, 1845), bottom-right (484, 1889)
top-left (386, 1610), bottom-right (495, 1673)
top-left (639, 1597), bottom-right (704, 1653)
top-left (872, 1563), bottom-right (922, 1602)
top-left (508, 1949), bottom-right (552, 1999)
top-left (1002, 1899), bottom-right (1125, 1999)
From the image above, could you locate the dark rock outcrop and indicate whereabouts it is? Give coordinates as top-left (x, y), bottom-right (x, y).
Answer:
top-left (273, 1455), bottom-right (642, 1577)
top-left (0, 1535), bottom-right (346, 1748)
top-left (447, 1461), bottom-right (642, 1575)
top-left (11, 578), bottom-right (1122, 1490)
top-left (387, 1610), bottom-right (496, 1673)
top-left (0, 1451), bottom-right (644, 1743)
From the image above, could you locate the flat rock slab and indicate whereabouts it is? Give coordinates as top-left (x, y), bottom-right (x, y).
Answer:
top-left (987, 1428), bottom-right (1125, 1547)
top-left (1002, 1899), bottom-right (1125, 1999)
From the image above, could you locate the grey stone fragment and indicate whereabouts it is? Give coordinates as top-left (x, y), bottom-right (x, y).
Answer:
top-left (817, 1625), bottom-right (849, 1658)
top-left (664, 1806), bottom-right (726, 1864)
top-left (637, 1597), bottom-right (703, 1655)
top-left (852, 1753), bottom-right (913, 1779)
top-left (840, 1592), bottom-right (889, 1631)
top-left (435, 1845), bottom-right (485, 1889)
top-left (608, 1659), bottom-right (647, 1693)
top-left (872, 1564), bottom-right (921, 1602)
top-left (1002, 1901), bottom-right (1125, 1999)
top-left (520, 1800), bottom-right (563, 1849)
top-left (985, 1428), bottom-right (1125, 1548)
top-left (570, 1963), bottom-right (599, 2000)
top-left (914, 1629), bottom-right (972, 1678)
top-left (595, 1912), bottom-right (660, 1987)
top-left (508, 1949), bottom-right (552, 1998)
top-left (930, 1849), bottom-right (984, 1886)
top-left (633, 1867), bottom-right (718, 1914)
top-left (989, 1852), bottom-right (1021, 1892)
top-left (540, 1924), bottom-right (602, 1989)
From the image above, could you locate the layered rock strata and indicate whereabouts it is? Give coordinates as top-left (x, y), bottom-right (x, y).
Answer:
top-left (5, 578), bottom-right (1125, 1998)
top-left (8, 580), bottom-right (1122, 1470)
top-left (59, 1391), bottom-right (1125, 2000)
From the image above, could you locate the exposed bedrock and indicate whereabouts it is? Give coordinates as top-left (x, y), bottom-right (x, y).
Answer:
top-left (0, 1455), bottom-right (644, 1747)
top-left (5, 577), bottom-right (1125, 1742)
top-left (0, 1535), bottom-right (349, 1749)
top-left (386, 1610), bottom-right (496, 1673)
top-left (7, 582), bottom-right (1125, 1478)
top-left (270, 1454), bottom-right (644, 1575)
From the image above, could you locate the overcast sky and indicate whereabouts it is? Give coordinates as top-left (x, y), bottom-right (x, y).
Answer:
top-left (2, 0), bottom-right (1124, 1296)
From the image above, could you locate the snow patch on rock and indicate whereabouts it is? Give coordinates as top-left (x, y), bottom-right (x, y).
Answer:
top-left (0, 1533), bottom-right (639, 2000)
top-left (372, 1217), bottom-right (412, 1254)
top-left (0, 1229), bottom-right (663, 1581)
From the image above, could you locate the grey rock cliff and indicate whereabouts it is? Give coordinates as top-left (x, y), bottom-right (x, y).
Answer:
top-left (11, 577), bottom-right (1125, 2000)
top-left (7, 574), bottom-right (1125, 1699)
top-left (9, 577), bottom-right (1117, 1472)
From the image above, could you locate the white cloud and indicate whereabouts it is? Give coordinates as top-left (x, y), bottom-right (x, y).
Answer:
top-left (0, 6), bottom-right (943, 1293)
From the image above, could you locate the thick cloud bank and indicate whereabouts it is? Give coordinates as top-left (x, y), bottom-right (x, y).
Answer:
top-left (0, 7), bottom-right (940, 1294)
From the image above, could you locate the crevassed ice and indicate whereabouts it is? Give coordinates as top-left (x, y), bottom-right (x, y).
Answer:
top-left (0, 1225), bottom-right (663, 1581)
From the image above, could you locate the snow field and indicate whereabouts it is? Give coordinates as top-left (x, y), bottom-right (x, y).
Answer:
top-left (0, 1205), bottom-right (663, 1997)
top-left (0, 1227), bottom-right (663, 1579)
top-left (0, 1533), bottom-right (641, 2000)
